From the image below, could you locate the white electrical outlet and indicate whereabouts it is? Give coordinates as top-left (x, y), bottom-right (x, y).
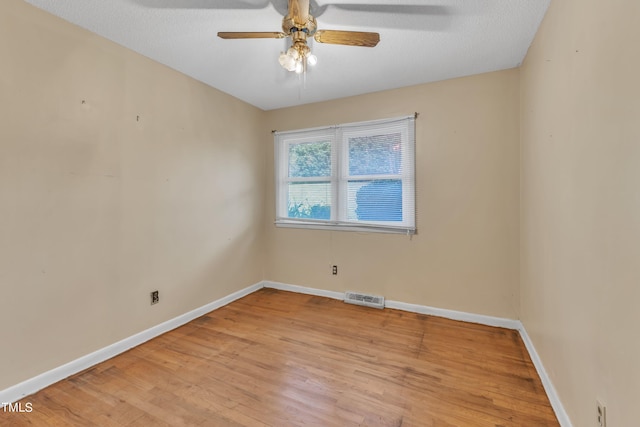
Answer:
top-left (597, 400), bottom-right (606, 427)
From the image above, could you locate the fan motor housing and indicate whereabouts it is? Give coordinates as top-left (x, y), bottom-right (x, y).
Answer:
top-left (282, 14), bottom-right (316, 36)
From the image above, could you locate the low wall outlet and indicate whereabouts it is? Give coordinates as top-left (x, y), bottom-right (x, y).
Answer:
top-left (151, 290), bottom-right (159, 305)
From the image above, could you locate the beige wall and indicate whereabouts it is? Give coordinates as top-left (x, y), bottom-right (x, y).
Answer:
top-left (264, 70), bottom-right (521, 319)
top-left (9, 0), bottom-right (638, 423)
top-left (520, 0), bottom-right (640, 425)
top-left (0, 0), bottom-right (266, 389)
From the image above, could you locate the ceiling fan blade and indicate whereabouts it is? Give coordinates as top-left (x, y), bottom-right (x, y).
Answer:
top-left (314, 4), bottom-right (450, 17)
top-left (314, 30), bottom-right (380, 47)
top-left (218, 31), bottom-right (287, 39)
top-left (310, 3), bottom-right (453, 31)
top-left (131, 0), bottom-right (270, 9)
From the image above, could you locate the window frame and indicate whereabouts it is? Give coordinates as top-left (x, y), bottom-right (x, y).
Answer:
top-left (274, 115), bottom-right (416, 234)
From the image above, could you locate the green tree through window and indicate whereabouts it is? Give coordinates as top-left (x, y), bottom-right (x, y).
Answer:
top-left (288, 141), bottom-right (331, 177)
top-left (287, 141), bottom-right (331, 219)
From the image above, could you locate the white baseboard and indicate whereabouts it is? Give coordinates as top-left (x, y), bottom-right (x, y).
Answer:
top-left (1, 280), bottom-right (572, 427)
top-left (0, 281), bottom-right (263, 407)
top-left (263, 280), bottom-right (344, 300)
top-left (518, 327), bottom-right (573, 427)
top-left (384, 299), bottom-right (522, 330)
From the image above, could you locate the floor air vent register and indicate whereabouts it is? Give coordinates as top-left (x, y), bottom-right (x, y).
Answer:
top-left (344, 291), bottom-right (385, 309)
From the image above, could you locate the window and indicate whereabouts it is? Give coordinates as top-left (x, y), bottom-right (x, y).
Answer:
top-left (275, 115), bottom-right (416, 234)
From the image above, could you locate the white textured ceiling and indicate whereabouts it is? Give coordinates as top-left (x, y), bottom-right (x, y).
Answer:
top-left (24, 0), bottom-right (550, 110)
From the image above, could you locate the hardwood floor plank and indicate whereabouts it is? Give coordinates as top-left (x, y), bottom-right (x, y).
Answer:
top-left (1, 289), bottom-right (559, 426)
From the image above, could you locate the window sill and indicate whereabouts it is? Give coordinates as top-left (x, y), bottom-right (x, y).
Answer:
top-left (275, 219), bottom-right (416, 235)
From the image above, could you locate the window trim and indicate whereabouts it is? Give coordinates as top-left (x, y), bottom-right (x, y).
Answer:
top-left (274, 115), bottom-right (416, 234)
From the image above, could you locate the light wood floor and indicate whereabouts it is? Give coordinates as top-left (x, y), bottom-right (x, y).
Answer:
top-left (3, 288), bottom-right (559, 426)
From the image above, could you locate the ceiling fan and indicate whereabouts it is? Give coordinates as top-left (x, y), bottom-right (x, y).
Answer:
top-left (218, 0), bottom-right (380, 74)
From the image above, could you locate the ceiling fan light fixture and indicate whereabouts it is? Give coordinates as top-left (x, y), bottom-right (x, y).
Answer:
top-left (278, 51), bottom-right (297, 71)
top-left (279, 43), bottom-right (314, 73)
top-left (287, 46), bottom-right (300, 60)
